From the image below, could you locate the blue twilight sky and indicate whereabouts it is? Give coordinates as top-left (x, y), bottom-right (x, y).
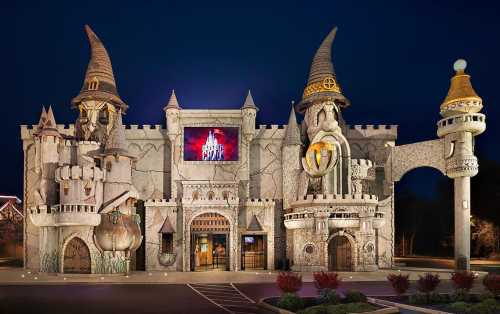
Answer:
top-left (1, 0), bottom-right (499, 198)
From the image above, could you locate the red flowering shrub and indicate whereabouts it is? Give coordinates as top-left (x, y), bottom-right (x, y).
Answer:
top-left (483, 273), bottom-right (500, 295)
top-left (277, 272), bottom-right (302, 294)
top-left (313, 271), bottom-right (340, 290)
top-left (387, 273), bottom-right (410, 295)
top-left (417, 273), bottom-right (440, 294)
top-left (451, 271), bottom-right (475, 292)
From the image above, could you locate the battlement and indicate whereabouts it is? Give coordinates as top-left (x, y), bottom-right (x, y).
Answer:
top-left (244, 198), bottom-right (276, 206)
top-left (351, 158), bottom-right (373, 167)
top-left (55, 165), bottom-right (104, 181)
top-left (126, 124), bottom-right (165, 130)
top-left (291, 193), bottom-right (378, 208)
top-left (144, 199), bottom-right (178, 207)
top-left (344, 124), bottom-right (398, 140)
top-left (125, 125), bottom-right (167, 140)
top-left (29, 204), bottom-right (100, 227)
top-left (254, 125), bottom-right (286, 140)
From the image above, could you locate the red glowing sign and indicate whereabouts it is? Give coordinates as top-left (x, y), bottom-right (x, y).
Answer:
top-left (183, 127), bottom-right (239, 161)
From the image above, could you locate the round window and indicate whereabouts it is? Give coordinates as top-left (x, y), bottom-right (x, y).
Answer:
top-left (304, 244), bottom-right (314, 254)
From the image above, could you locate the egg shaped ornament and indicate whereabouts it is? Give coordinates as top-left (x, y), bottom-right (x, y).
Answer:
top-left (94, 209), bottom-right (143, 256)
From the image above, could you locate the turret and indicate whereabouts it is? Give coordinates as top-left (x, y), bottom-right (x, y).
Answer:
top-left (437, 59), bottom-right (486, 270)
top-left (164, 90), bottom-right (181, 140)
top-left (282, 103), bottom-right (302, 209)
top-left (241, 90), bottom-right (258, 141)
top-left (101, 113), bottom-right (137, 214)
top-left (33, 106), bottom-right (62, 206)
top-left (72, 25), bottom-right (125, 142)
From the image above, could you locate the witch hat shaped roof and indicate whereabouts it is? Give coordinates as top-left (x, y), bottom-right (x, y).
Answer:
top-left (103, 113), bottom-right (134, 158)
top-left (247, 214), bottom-right (263, 231)
top-left (241, 90), bottom-right (259, 111)
top-left (71, 25), bottom-right (127, 111)
top-left (163, 90), bottom-right (181, 110)
top-left (296, 26), bottom-right (350, 113)
top-left (284, 102), bottom-right (301, 145)
top-left (158, 216), bottom-right (175, 233)
top-left (35, 106), bottom-right (61, 138)
top-left (440, 59), bottom-right (483, 118)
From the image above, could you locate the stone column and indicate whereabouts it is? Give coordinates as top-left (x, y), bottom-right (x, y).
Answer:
top-left (454, 176), bottom-right (471, 270)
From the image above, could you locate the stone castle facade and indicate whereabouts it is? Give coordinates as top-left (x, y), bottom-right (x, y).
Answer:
top-left (20, 25), bottom-right (485, 274)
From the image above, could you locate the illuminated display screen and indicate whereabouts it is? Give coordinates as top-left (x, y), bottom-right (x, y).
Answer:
top-left (183, 127), bottom-right (239, 161)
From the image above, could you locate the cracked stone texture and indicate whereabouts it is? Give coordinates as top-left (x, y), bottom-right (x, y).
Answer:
top-left (145, 204), bottom-right (179, 271)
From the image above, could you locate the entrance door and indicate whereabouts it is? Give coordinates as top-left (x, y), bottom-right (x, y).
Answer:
top-left (241, 235), bottom-right (265, 270)
top-left (328, 236), bottom-right (352, 271)
top-left (190, 213), bottom-right (230, 271)
top-left (63, 237), bottom-right (91, 274)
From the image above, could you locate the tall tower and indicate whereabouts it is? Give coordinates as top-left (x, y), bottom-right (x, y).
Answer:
top-left (72, 25), bottom-right (126, 143)
top-left (241, 90), bottom-right (258, 198)
top-left (282, 103), bottom-right (302, 209)
top-left (437, 59), bottom-right (486, 270)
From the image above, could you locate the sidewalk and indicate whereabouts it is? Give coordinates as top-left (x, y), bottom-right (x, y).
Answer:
top-left (0, 267), bottom-right (487, 285)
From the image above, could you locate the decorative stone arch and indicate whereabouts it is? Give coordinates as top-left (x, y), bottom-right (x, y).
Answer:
top-left (184, 209), bottom-right (238, 272)
top-left (388, 139), bottom-right (446, 182)
top-left (59, 233), bottom-right (92, 274)
top-left (324, 231), bottom-right (357, 271)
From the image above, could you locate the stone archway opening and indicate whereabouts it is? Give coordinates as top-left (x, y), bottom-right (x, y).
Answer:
top-left (190, 213), bottom-right (230, 271)
top-left (63, 237), bottom-right (91, 274)
top-left (328, 235), bottom-right (352, 271)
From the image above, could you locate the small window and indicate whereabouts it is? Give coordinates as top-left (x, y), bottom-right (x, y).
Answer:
top-left (222, 191), bottom-right (230, 200)
top-left (161, 233), bottom-right (174, 253)
top-left (88, 77), bottom-right (99, 90)
top-left (207, 191), bottom-right (215, 200)
top-left (63, 181), bottom-right (69, 196)
top-left (84, 181), bottom-right (92, 196)
top-left (192, 191), bottom-right (199, 200)
top-left (106, 161), bottom-right (112, 171)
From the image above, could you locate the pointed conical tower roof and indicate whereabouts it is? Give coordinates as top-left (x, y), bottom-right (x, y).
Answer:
top-left (103, 113), bottom-right (134, 158)
top-left (241, 90), bottom-right (259, 111)
top-left (296, 26), bottom-right (349, 113)
top-left (440, 59), bottom-right (483, 118)
top-left (163, 90), bottom-right (181, 110)
top-left (35, 106), bottom-right (61, 138)
top-left (247, 214), bottom-right (263, 231)
top-left (71, 25), bottom-right (127, 111)
top-left (158, 216), bottom-right (175, 233)
top-left (284, 102), bottom-right (302, 145)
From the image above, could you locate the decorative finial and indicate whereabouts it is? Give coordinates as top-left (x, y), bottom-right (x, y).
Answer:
top-left (454, 59), bottom-right (467, 73)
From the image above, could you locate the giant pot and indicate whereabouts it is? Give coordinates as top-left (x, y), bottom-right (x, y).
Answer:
top-left (94, 210), bottom-right (142, 256)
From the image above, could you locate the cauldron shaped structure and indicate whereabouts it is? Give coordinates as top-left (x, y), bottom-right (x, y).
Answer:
top-left (94, 210), bottom-right (142, 257)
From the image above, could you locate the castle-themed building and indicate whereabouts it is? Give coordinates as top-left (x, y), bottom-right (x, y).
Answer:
top-left (21, 25), bottom-right (485, 274)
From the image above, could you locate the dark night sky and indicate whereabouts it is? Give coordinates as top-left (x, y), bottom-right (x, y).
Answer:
top-left (2, 1), bottom-right (499, 198)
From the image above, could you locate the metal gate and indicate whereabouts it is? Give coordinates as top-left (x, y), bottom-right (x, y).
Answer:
top-left (63, 237), bottom-right (91, 274)
top-left (328, 236), bottom-right (352, 271)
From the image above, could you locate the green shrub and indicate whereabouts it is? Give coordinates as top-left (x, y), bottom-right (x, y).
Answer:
top-left (477, 291), bottom-right (496, 302)
top-left (451, 289), bottom-right (472, 302)
top-left (298, 302), bottom-right (376, 314)
top-left (343, 290), bottom-right (367, 303)
top-left (428, 292), bottom-right (450, 304)
top-left (447, 301), bottom-right (470, 313)
top-left (447, 299), bottom-right (500, 314)
top-left (408, 293), bottom-right (428, 305)
top-left (277, 292), bottom-right (305, 312)
top-left (317, 288), bottom-right (340, 305)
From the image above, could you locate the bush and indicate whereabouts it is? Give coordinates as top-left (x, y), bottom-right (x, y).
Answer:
top-left (447, 299), bottom-right (500, 314)
top-left (387, 273), bottom-right (410, 295)
top-left (277, 271), bottom-right (302, 294)
top-left (317, 289), bottom-right (340, 305)
top-left (451, 271), bottom-right (476, 292)
top-left (417, 273), bottom-right (440, 294)
top-left (313, 271), bottom-right (340, 290)
top-left (451, 289), bottom-right (472, 302)
top-left (343, 290), bottom-right (367, 303)
top-left (483, 273), bottom-right (500, 295)
top-left (408, 293), bottom-right (428, 305)
top-left (277, 292), bottom-right (305, 312)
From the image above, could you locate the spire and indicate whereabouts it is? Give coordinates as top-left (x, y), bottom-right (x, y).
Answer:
top-left (103, 113), bottom-right (134, 158)
top-left (440, 59), bottom-right (483, 118)
top-left (71, 25), bottom-right (127, 111)
top-left (163, 90), bottom-right (181, 110)
top-left (296, 26), bottom-right (349, 113)
top-left (35, 106), bottom-right (61, 138)
top-left (284, 101), bottom-right (302, 145)
top-left (241, 90), bottom-right (259, 111)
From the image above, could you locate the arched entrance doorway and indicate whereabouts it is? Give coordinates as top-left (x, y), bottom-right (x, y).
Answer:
top-left (63, 237), bottom-right (91, 274)
top-left (190, 213), bottom-right (230, 271)
top-left (328, 236), bottom-right (352, 271)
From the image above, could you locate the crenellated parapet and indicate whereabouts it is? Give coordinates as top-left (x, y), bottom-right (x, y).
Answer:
top-left (344, 124), bottom-right (398, 140)
top-left (29, 204), bottom-right (100, 227)
top-left (291, 193), bottom-right (378, 209)
top-left (254, 125), bottom-right (286, 140)
top-left (144, 198), bottom-right (178, 207)
top-left (55, 165), bottom-right (105, 182)
top-left (244, 198), bottom-right (276, 208)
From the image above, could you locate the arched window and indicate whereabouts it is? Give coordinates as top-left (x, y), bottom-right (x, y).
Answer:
top-left (207, 191), bottom-right (215, 200)
top-left (222, 191), bottom-right (230, 200)
top-left (88, 77), bottom-right (99, 91)
top-left (192, 190), bottom-right (199, 200)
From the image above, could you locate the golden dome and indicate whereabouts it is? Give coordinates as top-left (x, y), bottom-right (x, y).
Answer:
top-left (440, 59), bottom-right (482, 117)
